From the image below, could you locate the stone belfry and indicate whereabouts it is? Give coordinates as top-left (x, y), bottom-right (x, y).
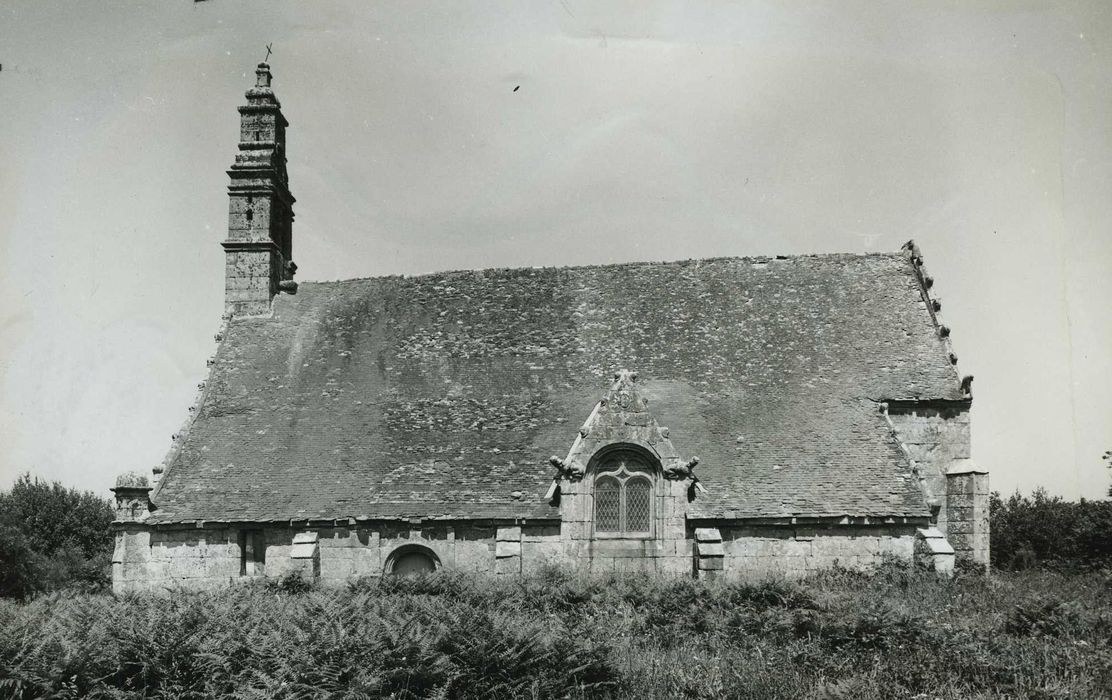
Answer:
top-left (222, 62), bottom-right (297, 316)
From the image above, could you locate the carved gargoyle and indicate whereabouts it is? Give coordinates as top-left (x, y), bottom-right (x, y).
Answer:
top-left (960, 374), bottom-right (974, 396)
top-left (279, 260), bottom-right (299, 294)
top-left (664, 456), bottom-right (700, 480)
top-left (549, 455), bottom-right (585, 481)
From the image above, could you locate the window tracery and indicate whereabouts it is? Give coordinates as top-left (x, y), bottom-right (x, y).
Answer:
top-left (592, 451), bottom-right (654, 537)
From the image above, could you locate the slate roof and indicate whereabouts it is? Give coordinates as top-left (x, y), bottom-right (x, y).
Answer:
top-left (149, 251), bottom-right (963, 524)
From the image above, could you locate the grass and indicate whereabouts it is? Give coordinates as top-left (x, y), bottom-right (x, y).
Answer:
top-left (1, 564), bottom-right (1110, 699)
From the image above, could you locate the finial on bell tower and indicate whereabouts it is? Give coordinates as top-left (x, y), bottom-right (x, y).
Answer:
top-left (255, 44), bottom-right (273, 88)
top-left (221, 58), bottom-right (297, 316)
top-left (255, 62), bottom-right (272, 88)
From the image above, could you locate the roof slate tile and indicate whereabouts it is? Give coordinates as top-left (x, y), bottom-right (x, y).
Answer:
top-left (150, 253), bottom-right (960, 524)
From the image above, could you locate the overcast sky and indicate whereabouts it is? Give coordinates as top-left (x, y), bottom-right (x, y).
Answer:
top-left (1, 0), bottom-right (1110, 499)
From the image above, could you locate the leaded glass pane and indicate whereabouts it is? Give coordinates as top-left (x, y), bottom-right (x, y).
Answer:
top-left (595, 477), bottom-right (621, 532)
top-left (625, 478), bottom-right (651, 533)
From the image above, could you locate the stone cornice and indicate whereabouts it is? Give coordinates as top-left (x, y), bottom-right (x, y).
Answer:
top-left (221, 239), bottom-right (281, 252)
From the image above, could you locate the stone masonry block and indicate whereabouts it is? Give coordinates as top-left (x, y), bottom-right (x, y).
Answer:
top-left (661, 495), bottom-right (675, 519)
top-left (562, 520), bottom-right (586, 540)
top-left (696, 541), bottom-right (724, 557)
top-left (947, 520), bottom-right (974, 536)
top-left (205, 558), bottom-right (239, 578)
top-left (321, 558), bottom-right (355, 581)
top-left (695, 527), bottom-right (722, 543)
top-left (119, 563), bottom-right (151, 581)
top-left (291, 532), bottom-right (319, 559)
top-left (658, 556), bottom-right (690, 576)
top-left (947, 492), bottom-right (973, 507)
top-left (804, 556), bottom-right (839, 571)
top-left (948, 506), bottom-right (973, 521)
top-left (947, 475), bottom-right (972, 495)
top-left (782, 540), bottom-right (812, 557)
top-left (947, 532), bottom-right (973, 549)
top-left (697, 557), bottom-right (724, 571)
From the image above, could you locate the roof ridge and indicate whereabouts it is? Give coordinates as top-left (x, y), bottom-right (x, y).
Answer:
top-left (296, 250), bottom-right (907, 286)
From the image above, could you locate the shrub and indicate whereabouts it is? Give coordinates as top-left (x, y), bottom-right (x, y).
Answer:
top-left (264, 571), bottom-right (317, 595)
top-left (0, 527), bottom-right (38, 599)
top-left (0, 474), bottom-right (114, 559)
top-left (991, 489), bottom-right (1112, 572)
top-left (720, 578), bottom-right (817, 611)
top-left (1004, 596), bottom-right (1083, 638)
top-left (0, 474), bottom-right (114, 598)
top-left (510, 564), bottom-right (608, 614)
top-left (832, 602), bottom-right (927, 650)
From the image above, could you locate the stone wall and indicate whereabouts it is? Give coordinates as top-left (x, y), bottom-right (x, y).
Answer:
top-left (114, 518), bottom-right (925, 592)
top-left (112, 527), bottom-right (241, 593)
top-left (886, 403), bottom-right (970, 529)
top-left (113, 521), bottom-right (561, 593)
top-left (711, 523), bottom-right (918, 580)
top-left (223, 245), bottom-right (279, 316)
top-left (227, 195), bottom-right (275, 240)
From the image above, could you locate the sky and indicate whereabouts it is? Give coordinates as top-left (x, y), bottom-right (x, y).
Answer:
top-left (1, 0), bottom-right (1110, 500)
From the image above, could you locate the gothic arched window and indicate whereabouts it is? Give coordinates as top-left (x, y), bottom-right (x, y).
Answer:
top-left (593, 451), bottom-right (654, 537)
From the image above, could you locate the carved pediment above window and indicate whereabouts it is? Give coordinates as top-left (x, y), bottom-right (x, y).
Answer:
top-left (549, 369), bottom-right (700, 486)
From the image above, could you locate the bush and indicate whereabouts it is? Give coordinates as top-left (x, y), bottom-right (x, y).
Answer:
top-left (264, 571), bottom-right (317, 595)
top-left (1004, 595), bottom-right (1083, 638)
top-left (0, 527), bottom-right (38, 599)
top-left (991, 489), bottom-right (1112, 571)
top-left (31, 546), bottom-right (112, 594)
top-left (821, 601), bottom-right (928, 650)
top-left (719, 578), bottom-right (817, 610)
top-left (0, 474), bottom-right (114, 558)
top-left (0, 474), bottom-right (114, 598)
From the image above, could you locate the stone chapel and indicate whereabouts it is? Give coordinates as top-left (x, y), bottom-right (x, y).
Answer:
top-left (110, 63), bottom-right (989, 592)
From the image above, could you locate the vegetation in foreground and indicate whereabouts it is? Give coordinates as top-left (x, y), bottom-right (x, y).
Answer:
top-left (1, 564), bottom-right (1110, 699)
top-left (1, 475), bottom-right (1110, 697)
top-left (0, 475), bottom-right (113, 599)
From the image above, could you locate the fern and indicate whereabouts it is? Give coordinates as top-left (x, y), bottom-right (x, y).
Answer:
top-left (1, 570), bottom-right (1111, 698)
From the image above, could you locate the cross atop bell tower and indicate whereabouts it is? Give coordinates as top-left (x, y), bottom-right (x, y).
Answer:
top-left (222, 61), bottom-right (297, 316)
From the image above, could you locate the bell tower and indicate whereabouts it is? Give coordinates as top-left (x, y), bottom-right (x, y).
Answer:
top-left (222, 62), bottom-right (297, 316)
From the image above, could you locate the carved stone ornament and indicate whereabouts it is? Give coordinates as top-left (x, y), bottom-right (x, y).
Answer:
top-left (664, 456), bottom-right (700, 480)
top-left (548, 455), bottom-right (584, 481)
top-left (550, 369), bottom-right (701, 486)
top-left (111, 471), bottom-right (153, 522)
